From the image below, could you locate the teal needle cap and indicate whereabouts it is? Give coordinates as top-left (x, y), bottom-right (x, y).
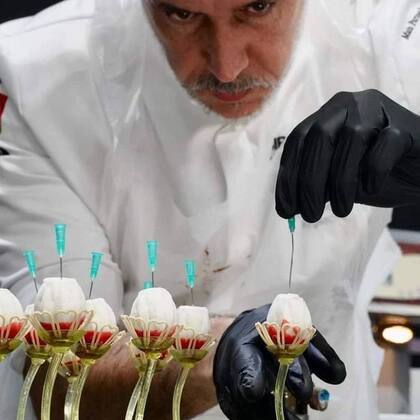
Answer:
top-left (23, 250), bottom-right (37, 278)
top-left (185, 260), bottom-right (196, 289)
top-left (90, 252), bottom-right (103, 280)
top-left (288, 217), bottom-right (296, 234)
top-left (319, 389), bottom-right (330, 402)
top-left (144, 280), bottom-right (153, 290)
top-left (146, 240), bottom-right (158, 272)
top-left (55, 224), bottom-right (67, 257)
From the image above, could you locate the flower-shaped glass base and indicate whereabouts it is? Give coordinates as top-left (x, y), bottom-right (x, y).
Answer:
top-left (74, 324), bottom-right (122, 362)
top-left (23, 328), bottom-right (52, 361)
top-left (171, 330), bottom-right (215, 367)
top-left (121, 315), bottom-right (179, 354)
top-left (255, 321), bottom-right (316, 361)
top-left (30, 310), bottom-right (93, 351)
top-left (0, 315), bottom-right (29, 361)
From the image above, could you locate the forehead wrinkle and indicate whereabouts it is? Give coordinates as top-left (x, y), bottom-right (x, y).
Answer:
top-left (149, 0), bottom-right (257, 16)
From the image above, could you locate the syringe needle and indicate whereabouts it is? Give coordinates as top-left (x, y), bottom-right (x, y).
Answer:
top-left (88, 281), bottom-right (94, 300)
top-left (287, 217), bottom-right (296, 290)
top-left (190, 287), bottom-right (195, 307)
top-left (289, 232), bottom-right (295, 289)
top-left (33, 276), bottom-right (38, 293)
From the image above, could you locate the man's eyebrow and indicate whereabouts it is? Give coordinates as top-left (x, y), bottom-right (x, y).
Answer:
top-left (151, 1), bottom-right (197, 12)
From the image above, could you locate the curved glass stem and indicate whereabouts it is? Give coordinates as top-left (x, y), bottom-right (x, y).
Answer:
top-left (135, 358), bottom-right (157, 420)
top-left (41, 352), bottom-right (63, 420)
top-left (172, 366), bottom-right (192, 420)
top-left (71, 364), bottom-right (91, 420)
top-left (274, 360), bottom-right (292, 420)
top-left (64, 380), bottom-right (79, 420)
top-left (17, 359), bottom-right (45, 420)
top-left (125, 374), bottom-right (145, 420)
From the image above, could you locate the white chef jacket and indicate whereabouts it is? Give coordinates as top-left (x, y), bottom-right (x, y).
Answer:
top-left (0, 0), bottom-right (419, 419)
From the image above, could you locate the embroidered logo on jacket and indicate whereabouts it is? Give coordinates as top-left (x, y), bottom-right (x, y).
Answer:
top-left (402, 7), bottom-right (420, 39)
top-left (270, 136), bottom-right (286, 160)
top-left (0, 93), bottom-right (8, 133)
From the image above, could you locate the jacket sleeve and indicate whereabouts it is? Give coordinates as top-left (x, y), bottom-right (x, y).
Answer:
top-left (368, 0), bottom-right (420, 114)
top-left (0, 82), bottom-right (124, 315)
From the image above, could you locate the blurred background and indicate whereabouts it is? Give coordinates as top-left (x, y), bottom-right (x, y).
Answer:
top-left (1, 2), bottom-right (420, 420)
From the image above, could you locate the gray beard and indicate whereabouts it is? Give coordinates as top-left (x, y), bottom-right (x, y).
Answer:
top-left (184, 84), bottom-right (281, 125)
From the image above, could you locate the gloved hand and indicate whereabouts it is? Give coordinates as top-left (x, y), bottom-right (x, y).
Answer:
top-left (276, 89), bottom-right (420, 223)
top-left (213, 305), bottom-right (346, 420)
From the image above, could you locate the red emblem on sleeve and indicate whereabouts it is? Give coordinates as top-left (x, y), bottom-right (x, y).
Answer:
top-left (0, 93), bottom-right (8, 133)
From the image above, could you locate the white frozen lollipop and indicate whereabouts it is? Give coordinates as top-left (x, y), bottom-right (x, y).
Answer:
top-left (267, 294), bottom-right (312, 329)
top-left (34, 277), bottom-right (86, 325)
top-left (265, 293), bottom-right (315, 346)
top-left (0, 289), bottom-right (24, 338)
top-left (84, 298), bottom-right (117, 344)
top-left (130, 287), bottom-right (177, 334)
top-left (0, 289), bottom-right (23, 324)
top-left (176, 306), bottom-right (210, 349)
top-left (86, 299), bottom-right (116, 329)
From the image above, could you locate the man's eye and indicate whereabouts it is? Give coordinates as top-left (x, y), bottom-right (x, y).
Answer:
top-left (163, 6), bottom-right (197, 23)
top-left (245, 1), bottom-right (275, 15)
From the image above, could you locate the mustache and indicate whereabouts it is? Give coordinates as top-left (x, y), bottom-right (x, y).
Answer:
top-left (184, 74), bottom-right (278, 95)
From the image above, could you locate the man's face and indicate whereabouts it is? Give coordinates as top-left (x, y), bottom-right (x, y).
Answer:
top-left (146, 0), bottom-right (303, 119)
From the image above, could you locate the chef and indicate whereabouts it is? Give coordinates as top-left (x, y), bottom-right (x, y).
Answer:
top-left (0, 0), bottom-right (419, 419)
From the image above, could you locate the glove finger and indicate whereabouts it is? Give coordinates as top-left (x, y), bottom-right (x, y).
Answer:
top-left (304, 331), bottom-right (346, 384)
top-left (363, 126), bottom-right (412, 195)
top-left (214, 305), bottom-right (273, 404)
top-left (217, 384), bottom-right (238, 420)
top-left (233, 344), bottom-right (276, 403)
top-left (357, 172), bottom-right (420, 207)
top-left (276, 112), bottom-right (319, 219)
top-left (297, 108), bottom-right (347, 222)
top-left (286, 356), bottom-right (313, 402)
top-left (329, 121), bottom-right (374, 217)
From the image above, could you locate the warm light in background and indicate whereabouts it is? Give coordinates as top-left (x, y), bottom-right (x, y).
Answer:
top-left (382, 325), bottom-right (414, 345)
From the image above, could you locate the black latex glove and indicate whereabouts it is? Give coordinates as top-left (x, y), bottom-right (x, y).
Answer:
top-left (213, 305), bottom-right (346, 420)
top-left (276, 89), bottom-right (420, 223)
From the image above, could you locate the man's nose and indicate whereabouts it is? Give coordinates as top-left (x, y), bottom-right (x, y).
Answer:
top-left (203, 24), bottom-right (250, 83)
